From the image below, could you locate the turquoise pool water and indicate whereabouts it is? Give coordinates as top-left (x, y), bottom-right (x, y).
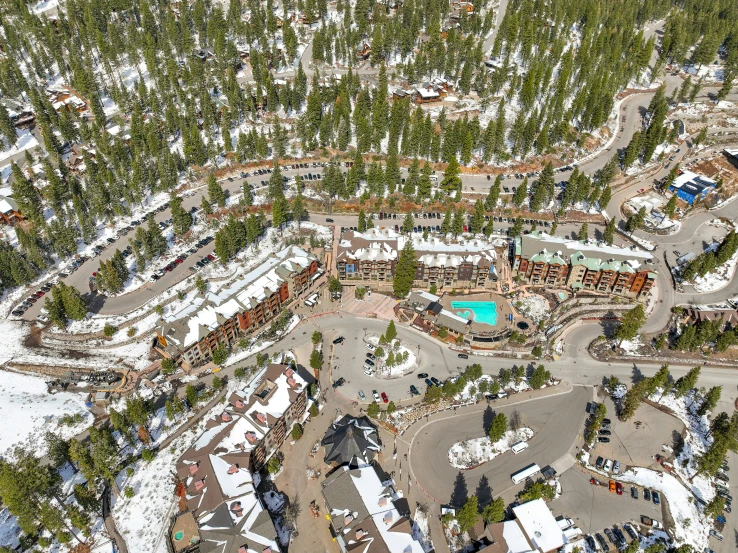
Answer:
top-left (451, 301), bottom-right (498, 326)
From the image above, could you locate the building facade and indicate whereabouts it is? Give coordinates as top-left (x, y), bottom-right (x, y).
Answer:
top-left (513, 232), bottom-right (656, 298)
top-left (156, 246), bottom-right (319, 369)
top-left (336, 229), bottom-right (497, 290)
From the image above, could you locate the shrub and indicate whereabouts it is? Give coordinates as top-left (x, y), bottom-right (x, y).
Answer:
top-left (126, 467), bottom-right (134, 477)
top-left (438, 327), bottom-right (448, 338)
top-left (161, 358), bottom-right (176, 374)
top-left (142, 449), bottom-right (156, 462)
top-left (127, 326), bottom-right (137, 337)
top-left (234, 367), bottom-right (246, 379)
top-left (267, 456), bottom-right (281, 474)
top-left (309, 404), bottom-right (319, 417)
top-left (124, 486), bottom-right (135, 498)
top-left (291, 424), bottom-right (303, 440)
top-left (103, 323), bottom-right (117, 337)
top-left (367, 402), bottom-right (380, 417)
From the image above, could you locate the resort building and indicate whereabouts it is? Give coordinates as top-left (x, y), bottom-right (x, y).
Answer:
top-left (321, 461), bottom-right (424, 553)
top-left (405, 290), bottom-right (472, 336)
top-left (172, 363), bottom-right (312, 553)
top-left (336, 229), bottom-right (498, 289)
top-left (512, 232), bottom-right (656, 298)
top-left (155, 246), bottom-right (319, 369)
top-left (321, 415), bottom-right (381, 467)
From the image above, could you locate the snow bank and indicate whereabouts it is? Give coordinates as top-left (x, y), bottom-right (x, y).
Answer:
top-left (448, 427), bottom-right (534, 469)
top-left (691, 248), bottom-right (738, 293)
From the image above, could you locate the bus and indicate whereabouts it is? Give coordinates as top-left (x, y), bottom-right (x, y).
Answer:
top-left (511, 463), bottom-right (540, 484)
top-left (511, 441), bottom-right (529, 455)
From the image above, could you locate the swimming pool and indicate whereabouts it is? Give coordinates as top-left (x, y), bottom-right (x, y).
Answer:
top-left (451, 301), bottom-right (498, 326)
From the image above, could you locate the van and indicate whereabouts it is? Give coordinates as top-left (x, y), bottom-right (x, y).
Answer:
top-left (511, 441), bottom-right (529, 454)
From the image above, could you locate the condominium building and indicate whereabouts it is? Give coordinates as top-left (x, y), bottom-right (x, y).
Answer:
top-left (155, 246), bottom-right (319, 369)
top-left (513, 232), bottom-right (656, 298)
top-left (172, 363), bottom-right (312, 553)
top-left (336, 229), bottom-right (498, 289)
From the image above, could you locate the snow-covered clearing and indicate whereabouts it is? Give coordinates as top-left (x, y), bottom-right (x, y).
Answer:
top-left (515, 294), bottom-right (548, 324)
top-left (448, 428), bottom-right (534, 469)
top-left (0, 369), bottom-right (92, 458)
top-left (618, 335), bottom-right (645, 354)
top-left (366, 335), bottom-right (418, 377)
top-left (0, 129), bottom-right (38, 164)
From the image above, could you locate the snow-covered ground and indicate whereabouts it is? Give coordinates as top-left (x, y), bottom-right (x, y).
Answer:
top-left (0, 130), bottom-right (38, 164)
top-left (366, 336), bottom-right (418, 377)
top-left (514, 294), bottom-right (548, 324)
top-left (691, 247), bottom-right (738, 293)
top-left (618, 335), bottom-right (645, 354)
top-left (448, 427), bottom-right (534, 469)
top-left (0, 369), bottom-right (92, 458)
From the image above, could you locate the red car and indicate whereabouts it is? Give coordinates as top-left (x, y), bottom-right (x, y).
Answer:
top-left (381, 392), bottom-right (389, 403)
top-left (34, 291), bottom-right (45, 297)
top-left (616, 482), bottom-right (623, 495)
top-left (207, 254), bottom-right (215, 261)
top-left (174, 258), bottom-right (183, 265)
top-left (27, 297), bottom-right (37, 304)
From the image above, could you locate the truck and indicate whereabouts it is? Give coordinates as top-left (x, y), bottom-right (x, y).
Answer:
top-left (640, 516), bottom-right (662, 529)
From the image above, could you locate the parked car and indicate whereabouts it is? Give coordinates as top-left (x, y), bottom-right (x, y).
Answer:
top-left (644, 489), bottom-right (651, 501)
top-left (631, 486), bottom-right (639, 499)
top-left (365, 359), bottom-right (375, 366)
top-left (585, 536), bottom-right (597, 552)
top-left (366, 353), bottom-right (376, 360)
top-left (709, 530), bottom-right (723, 541)
top-left (599, 429), bottom-right (612, 436)
top-left (332, 336), bottom-right (345, 344)
top-left (332, 377), bottom-right (345, 389)
top-left (358, 390), bottom-right (366, 401)
top-left (417, 372), bottom-right (428, 379)
top-left (604, 459), bottom-right (613, 472)
top-left (430, 377), bottom-right (441, 387)
top-left (613, 461), bottom-right (620, 474)
top-left (372, 390), bottom-right (380, 402)
top-left (425, 378), bottom-right (434, 388)
top-left (366, 344), bottom-right (376, 351)
top-left (598, 437), bottom-right (611, 443)
top-left (624, 524), bottom-right (638, 540)
top-left (410, 385), bottom-right (420, 396)
top-left (616, 482), bottom-right (623, 495)
top-left (595, 534), bottom-right (608, 552)
top-left (381, 392), bottom-right (389, 403)
top-left (609, 480), bottom-right (616, 493)
top-left (652, 491), bottom-right (660, 505)
top-left (458, 353), bottom-right (469, 359)
top-left (595, 456), bottom-right (604, 469)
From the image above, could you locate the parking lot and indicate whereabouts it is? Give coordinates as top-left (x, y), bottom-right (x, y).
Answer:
top-left (591, 395), bottom-right (684, 470)
top-left (552, 467), bottom-right (664, 550)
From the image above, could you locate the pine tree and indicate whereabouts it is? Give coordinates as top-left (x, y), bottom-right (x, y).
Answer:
top-left (0, 103), bottom-right (17, 147)
top-left (486, 176), bottom-right (501, 211)
top-left (674, 366), bottom-right (701, 398)
top-left (441, 207), bottom-right (452, 235)
top-left (603, 218), bottom-right (616, 245)
top-left (358, 209), bottom-right (367, 232)
top-left (698, 386), bottom-right (722, 416)
top-left (512, 177), bottom-right (528, 207)
top-left (488, 412), bottom-right (507, 443)
top-left (292, 191), bottom-right (306, 229)
top-left (509, 217), bottom-right (523, 237)
top-left (441, 156), bottom-right (462, 196)
top-left (614, 304), bottom-right (647, 345)
top-left (393, 240), bottom-right (417, 297)
top-left (471, 200), bottom-right (485, 234)
top-left (402, 212), bottom-right (414, 233)
top-left (452, 209), bottom-right (465, 236)
top-left (207, 174), bottom-right (226, 207)
top-left (579, 222), bottom-right (589, 241)
top-left (663, 195), bottom-right (677, 219)
top-left (170, 193), bottom-right (193, 236)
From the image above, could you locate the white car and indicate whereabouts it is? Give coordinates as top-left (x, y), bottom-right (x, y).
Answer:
top-left (603, 459), bottom-right (613, 472)
top-left (366, 343), bottom-right (376, 351)
top-left (363, 366), bottom-right (374, 376)
top-left (372, 390), bottom-right (380, 402)
top-left (612, 460), bottom-right (620, 475)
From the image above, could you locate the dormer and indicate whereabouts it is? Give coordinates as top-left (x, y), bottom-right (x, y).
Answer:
top-left (344, 514), bottom-right (354, 525)
top-left (189, 463), bottom-right (199, 475)
top-left (195, 479), bottom-right (205, 491)
top-left (383, 511), bottom-right (393, 524)
top-left (378, 496), bottom-right (388, 507)
top-left (287, 377), bottom-right (298, 389)
top-left (227, 464), bottom-right (239, 475)
top-left (356, 529), bottom-right (367, 540)
top-left (255, 412), bottom-right (267, 425)
top-left (221, 412), bottom-right (233, 422)
top-left (238, 547), bottom-right (247, 553)
top-left (246, 431), bottom-right (258, 444)
top-left (235, 399), bottom-right (245, 408)
top-left (285, 367), bottom-right (294, 378)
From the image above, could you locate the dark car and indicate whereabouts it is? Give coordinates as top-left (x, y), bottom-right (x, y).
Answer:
top-left (644, 488), bottom-right (651, 501)
top-left (652, 491), bottom-right (660, 505)
top-left (365, 359), bottom-right (375, 366)
top-left (585, 536), bottom-right (596, 552)
top-left (332, 377), bottom-right (346, 389)
top-left (613, 527), bottom-right (626, 547)
top-left (332, 336), bottom-right (345, 344)
top-left (598, 436), bottom-right (610, 443)
top-left (430, 377), bottom-right (442, 387)
top-left (326, 218), bottom-right (334, 223)
top-left (631, 486), bottom-right (638, 499)
top-left (458, 353), bottom-right (469, 359)
top-left (425, 378), bottom-right (434, 388)
top-left (410, 385), bottom-right (420, 396)
top-left (604, 529), bottom-right (617, 545)
top-left (595, 456), bottom-right (604, 469)
top-left (366, 353), bottom-right (376, 360)
top-left (595, 534), bottom-right (608, 552)
top-left (417, 372), bottom-right (428, 379)
top-left (599, 429), bottom-right (612, 436)
top-left (603, 418), bottom-right (611, 424)
top-left (624, 524), bottom-right (638, 540)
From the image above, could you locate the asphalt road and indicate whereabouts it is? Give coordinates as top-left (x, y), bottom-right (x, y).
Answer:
top-left (407, 385), bottom-right (589, 505)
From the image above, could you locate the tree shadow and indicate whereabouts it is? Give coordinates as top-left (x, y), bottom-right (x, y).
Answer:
top-left (476, 475), bottom-right (493, 511)
top-left (450, 471), bottom-right (468, 509)
top-left (672, 430), bottom-right (685, 457)
top-left (483, 406), bottom-right (495, 434)
top-left (631, 363), bottom-right (644, 384)
top-left (601, 311), bottom-right (619, 337)
top-left (594, 227), bottom-right (603, 241)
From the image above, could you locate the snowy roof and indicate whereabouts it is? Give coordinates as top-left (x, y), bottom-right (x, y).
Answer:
top-left (0, 196), bottom-right (18, 214)
top-left (160, 246), bottom-right (315, 349)
top-left (512, 499), bottom-right (565, 553)
top-left (670, 170), bottom-right (716, 194)
top-left (502, 520), bottom-right (535, 553)
top-left (322, 463), bottom-right (424, 553)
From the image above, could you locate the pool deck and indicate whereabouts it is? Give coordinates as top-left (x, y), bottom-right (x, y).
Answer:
top-left (439, 292), bottom-right (515, 333)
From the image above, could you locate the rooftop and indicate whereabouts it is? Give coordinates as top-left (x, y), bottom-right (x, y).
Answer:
top-left (512, 499), bottom-right (566, 553)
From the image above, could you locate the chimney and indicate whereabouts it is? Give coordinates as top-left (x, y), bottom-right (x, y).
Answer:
top-left (238, 547), bottom-right (247, 553)
top-left (227, 464), bottom-right (239, 475)
top-left (235, 400), bottom-right (245, 408)
top-left (189, 462), bottom-right (199, 475)
top-left (356, 529), bottom-right (367, 540)
top-left (221, 412), bottom-right (233, 422)
top-left (285, 367), bottom-right (294, 377)
top-left (344, 514), bottom-right (354, 525)
top-left (255, 412), bottom-right (267, 424)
